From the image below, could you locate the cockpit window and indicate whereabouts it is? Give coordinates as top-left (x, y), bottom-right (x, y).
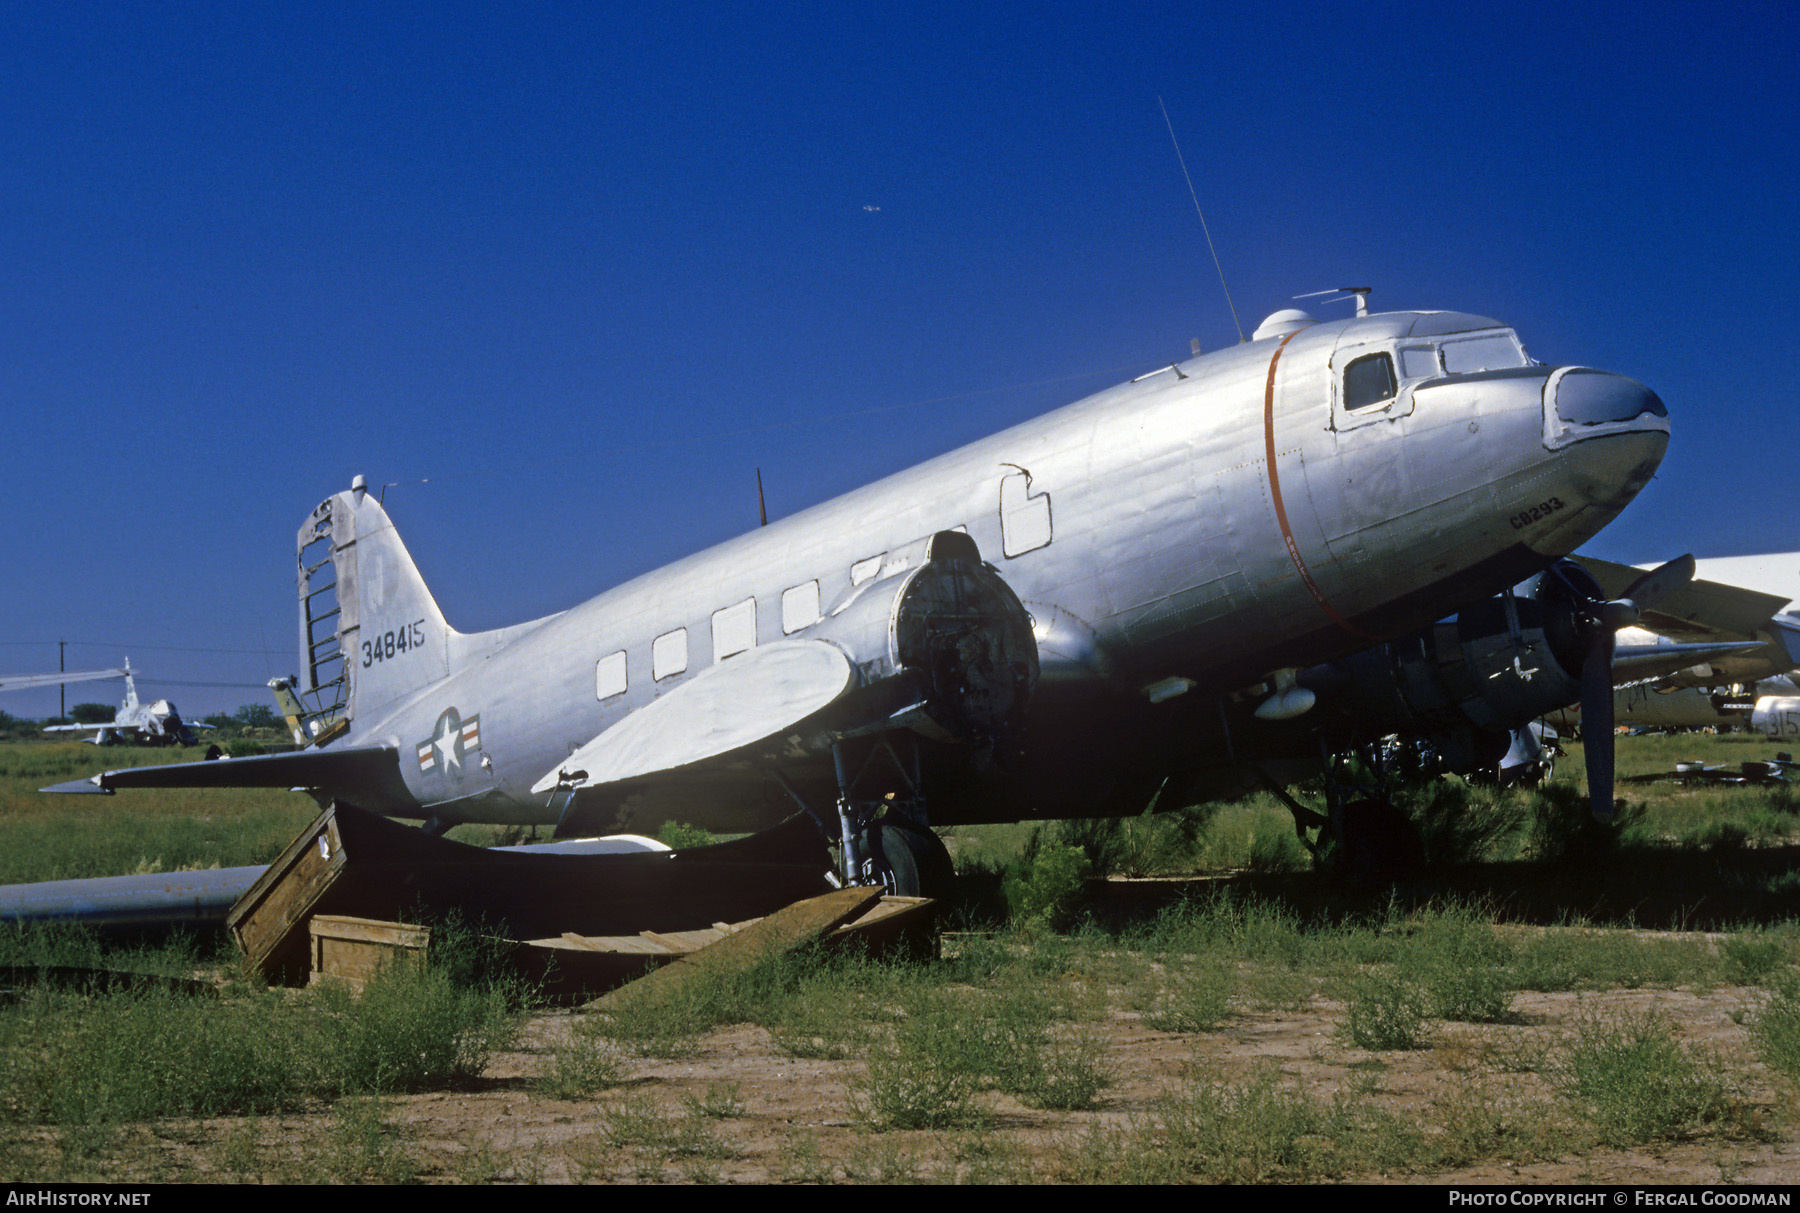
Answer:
top-left (1441, 332), bottom-right (1527, 374)
top-left (1399, 346), bottom-right (1441, 381)
top-left (1343, 352), bottom-right (1398, 410)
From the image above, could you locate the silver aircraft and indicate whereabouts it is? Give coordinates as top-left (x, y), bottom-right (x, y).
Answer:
top-left (49, 301), bottom-right (1673, 884)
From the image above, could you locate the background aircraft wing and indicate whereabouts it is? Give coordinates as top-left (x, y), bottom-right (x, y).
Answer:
top-left (0, 667), bottom-right (128, 694)
top-left (1573, 555), bottom-right (1791, 638)
top-left (1574, 554), bottom-right (1800, 686)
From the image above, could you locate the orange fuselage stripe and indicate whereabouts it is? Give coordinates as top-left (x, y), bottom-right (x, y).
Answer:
top-left (1262, 331), bottom-right (1382, 641)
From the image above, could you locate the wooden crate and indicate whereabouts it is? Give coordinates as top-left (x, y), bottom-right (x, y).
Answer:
top-left (308, 915), bottom-right (431, 991)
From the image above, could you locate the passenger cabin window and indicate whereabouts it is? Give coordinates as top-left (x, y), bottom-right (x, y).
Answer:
top-left (1441, 333), bottom-right (1527, 374)
top-left (1342, 352), bottom-right (1398, 411)
top-left (652, 628), bottom-right (688, 680)
top-left (595, 651), bottom-right (627, 701)
top-left (782, 581), bottom-right (820, 634)
top-left (850, 555), bottom-right (883, 586)
top-left (712, 598), bottom-right (756, 662)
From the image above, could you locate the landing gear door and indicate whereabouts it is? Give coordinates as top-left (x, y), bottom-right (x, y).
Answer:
top-left (1329, 341), bottom-right (1416, 432)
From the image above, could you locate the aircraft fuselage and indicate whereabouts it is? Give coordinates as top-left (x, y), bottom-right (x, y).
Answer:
top-left (333, 307), bottom-right (1668, 832)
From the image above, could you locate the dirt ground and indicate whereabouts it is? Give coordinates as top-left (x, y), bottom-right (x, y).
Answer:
top-left (145, 948), bottom-right (1800, 1185)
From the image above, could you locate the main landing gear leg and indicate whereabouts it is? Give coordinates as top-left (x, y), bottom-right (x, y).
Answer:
top-left (824, 735), bottom-right (954, 957)
top-left (1254, 746), bottom-right (1423, 884)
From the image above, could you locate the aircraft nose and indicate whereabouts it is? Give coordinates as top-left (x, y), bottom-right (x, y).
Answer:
top-left (1525, 367), bottom-right (1669, 554)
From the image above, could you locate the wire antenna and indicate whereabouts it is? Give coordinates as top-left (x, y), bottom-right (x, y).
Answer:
top-left (1159, 96), bottom-right (1244, 344)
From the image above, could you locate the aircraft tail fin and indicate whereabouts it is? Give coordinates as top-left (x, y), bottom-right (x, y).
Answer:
top-left (296, 478), bottom-right (457, 733)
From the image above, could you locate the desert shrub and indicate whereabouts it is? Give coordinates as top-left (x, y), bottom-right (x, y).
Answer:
top-left (1001, 836), bottom-right (1090, 928)
top-left (1131, 1064), bottom-right (1408, 1183)
top-left (323, 1096), bottom-right (418, 1184)
top-left (1722, 932), bottom-right (1791, 986)
top-left (1557, 1010), bottom-right (1740, 1145)
top-left (1753, 975), bottom-right (1800, 1080)
top-left (849, 1007), bottom-right (984, 1129)
top-left (535, 1016), bottom-right (630, 1099)
top-left (311, 957), bottom-right (519, 1095)
top-left (1399, 908), bottom-right (1514, 1022)
top-left (1527, 783), bottom-right (1645, 863)
top-left (1246, 816), bottom-right (1310, 871)
top-left (656, 820), bottom-right (718, 850)
top-left (1140, 961), bottom-right (1235, 1033)
top-left (1054, 808), bottom-right (1213, 877)
top-left (1396, 778), bottom-right (1526, 866)
top-left (1341, 972), bottom-right (1429, 1050)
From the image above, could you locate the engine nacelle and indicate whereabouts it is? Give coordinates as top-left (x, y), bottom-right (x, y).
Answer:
top-left (1298, 561), bottom-right (1600, 772)
top-left (814, 530), bottom-right (1039, 756)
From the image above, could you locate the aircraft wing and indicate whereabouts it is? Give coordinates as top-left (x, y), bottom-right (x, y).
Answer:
top-left (0, 668), bottom-right (128, 694)
top-left (40, 745), bottom-right (413, 809)
top-left (533, 638), bottom-right (942, 835)
top-left (1574, 555), bottom-right (1800, 685)
top-left (534, 639), bottom-right (869, 794)
top-left (1573, 555), bottom-right (1791, 637)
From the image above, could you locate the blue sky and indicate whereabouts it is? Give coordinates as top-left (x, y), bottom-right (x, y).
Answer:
top-left (2, 3), bottom-right (1795, 719)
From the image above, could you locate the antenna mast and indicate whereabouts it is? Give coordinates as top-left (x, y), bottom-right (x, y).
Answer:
top-left (1159, 96), bottom-right (1244, 344)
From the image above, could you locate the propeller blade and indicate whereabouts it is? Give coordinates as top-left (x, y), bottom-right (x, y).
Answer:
top-left (1612, 554), bottom-right (1697, 622)
top-left (1581, 629), bottom-right (1618, 823)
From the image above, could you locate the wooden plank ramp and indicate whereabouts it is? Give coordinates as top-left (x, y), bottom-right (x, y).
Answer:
top-left (586, 885), bottom-right (883, 1010)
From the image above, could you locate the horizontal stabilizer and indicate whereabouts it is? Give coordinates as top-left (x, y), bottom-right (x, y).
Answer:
top-left (42, 745), bottom-right (411, 809)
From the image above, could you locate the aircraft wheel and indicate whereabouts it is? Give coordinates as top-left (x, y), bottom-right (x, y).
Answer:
top-left (866, 820), bottom-right (953, 960)
top-left (1332, 798), bottom-right (1425, 884)
top-left (871, 820), bottom-right (955, 899)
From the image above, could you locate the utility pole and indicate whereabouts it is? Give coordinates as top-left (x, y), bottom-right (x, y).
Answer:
top-left (58, 641), bottom-right (65, 720)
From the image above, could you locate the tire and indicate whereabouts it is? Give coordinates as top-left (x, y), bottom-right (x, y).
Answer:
top-left (865, 820), bottom-right (953, 960)
top-left (871, 820), bottom-right (956, 900)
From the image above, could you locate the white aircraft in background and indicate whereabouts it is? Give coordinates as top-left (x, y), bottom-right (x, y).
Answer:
top-left (39, 660), bottom-right (210, 747)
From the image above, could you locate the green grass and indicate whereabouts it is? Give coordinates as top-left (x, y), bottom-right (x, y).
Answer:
top-left (0, 929), bottom-right (524, 1128)
top-left (0, 742), bottom-right (317, 884)
top-left (1557, 1010), bottom-right (1747, 1145)
top-left (1752, 974), bottom-right (1800, 1079)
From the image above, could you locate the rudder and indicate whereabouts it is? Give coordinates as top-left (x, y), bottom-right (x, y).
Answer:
top-left (296, 476), bottom-right (455, 734)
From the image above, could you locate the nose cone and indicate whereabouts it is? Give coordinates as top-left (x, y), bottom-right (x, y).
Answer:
top-left (1548, 368), bottom-right (1667, 430)
top-left (1528, 367), bottom-right (1670, 555)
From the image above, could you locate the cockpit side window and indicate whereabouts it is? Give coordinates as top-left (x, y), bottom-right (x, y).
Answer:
top-left (1343, 352), bottom-right (1398, 411)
